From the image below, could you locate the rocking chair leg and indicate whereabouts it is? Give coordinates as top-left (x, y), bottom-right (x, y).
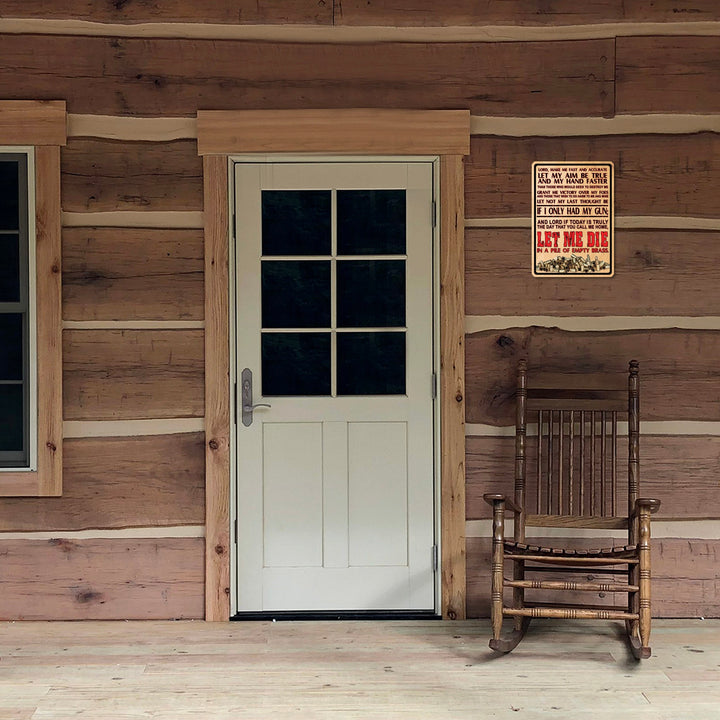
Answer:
top-left (626, 506), bottom-right (653, 659)
top-left (637, 506), bottom-right (653, 658)
top-left (489, 501), bottom-right (505, 646)
top-left (490, 617), bottom-right (531, 654)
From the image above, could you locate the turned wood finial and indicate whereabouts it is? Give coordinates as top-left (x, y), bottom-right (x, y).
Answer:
top-left (517, 359), bottom-right (528, 388)
top-left (629, 359), bottom-right (639, 375)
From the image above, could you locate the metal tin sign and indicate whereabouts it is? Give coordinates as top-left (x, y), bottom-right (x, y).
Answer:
top-left (532, 162), bottom-right (614, 277)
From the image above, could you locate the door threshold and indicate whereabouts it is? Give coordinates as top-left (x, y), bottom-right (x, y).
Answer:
top-left (231, 610), bottom-right (440, 621)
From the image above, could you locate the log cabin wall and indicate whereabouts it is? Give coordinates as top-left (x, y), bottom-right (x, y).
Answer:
top-left (0, 1), bottom-right (719, 619)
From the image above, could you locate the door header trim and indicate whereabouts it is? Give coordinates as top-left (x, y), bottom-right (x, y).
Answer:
top-left (197, 109), bottom-right (470, 156)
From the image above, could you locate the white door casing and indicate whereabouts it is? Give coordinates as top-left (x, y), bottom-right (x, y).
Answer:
top-left (233, 160), bottom-right (437, 612)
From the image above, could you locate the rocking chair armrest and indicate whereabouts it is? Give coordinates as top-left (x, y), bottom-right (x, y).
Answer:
top-left (483, 493), bottom-right (522, 514)
top-left (633, 498), bottom-right (662, 516)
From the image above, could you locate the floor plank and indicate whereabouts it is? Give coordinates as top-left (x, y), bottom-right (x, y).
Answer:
top-left (1, 620), bottom-right (718, 719)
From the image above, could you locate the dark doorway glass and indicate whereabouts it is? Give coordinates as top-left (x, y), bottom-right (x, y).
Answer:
top-left (337, 332), bottom-right (405, 396)
top-left (262, 332), bottom-right (331, 396)
top-left (262, 190), bottom-right (331, 256)
top-left (337, 190), bottom-right (406, 255)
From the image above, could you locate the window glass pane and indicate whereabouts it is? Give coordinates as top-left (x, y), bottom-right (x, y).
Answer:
top-left (337, 332), bottom-right (405, 395)
top-left (262, 332), bottom-right (331, 396)
top-left (0, 233), bottom-right (20, 302)
top-left (0, 384), bottom-right (23, 452)
top-left (0, 161), bottom-right (19, 231)
top-left (337, 260), bottom-right (405, 328)
top-left (337, 190), bottom-right (406, 255)
top-left (262, 190), bottom-right (331, 256)
top-left (262, 260), bottom-right (330, 328)
top-left (0, 313), bottom-right (23, 380)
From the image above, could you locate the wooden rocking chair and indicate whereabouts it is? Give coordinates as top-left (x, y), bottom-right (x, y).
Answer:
top-left (484, 360), bottom-right (660, 659)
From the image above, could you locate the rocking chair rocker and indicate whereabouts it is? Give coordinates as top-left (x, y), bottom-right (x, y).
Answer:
top-left (484, 360), bottom-right (660, 659)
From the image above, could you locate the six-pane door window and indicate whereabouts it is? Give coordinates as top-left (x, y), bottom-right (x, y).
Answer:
top-left (260, 189), bottom-right (407, 397)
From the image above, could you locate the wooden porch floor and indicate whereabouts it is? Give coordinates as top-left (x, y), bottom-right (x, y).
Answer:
top-left (0, 619), bottom-right (718, 719)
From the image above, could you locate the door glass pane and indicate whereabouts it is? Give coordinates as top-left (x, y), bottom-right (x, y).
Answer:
top-left (0, 313), bottom-right (23, 380)
top-left (262, 190), bottom-right (331, 256)
top-left (337, 190), bottom-right (406, 255)
top-left (0, 234), bottom-right (20, 302)
top-left (262, 260), bottom-right (330, 328)
top-left (337, 260), bottom-right (405, 328)
top-left (0, 161), bottom-right (19, 231)
top-left (262, 332), bottom-right (331, 396)
top-left (337, 332), bottom-right (405, 396)
top-left (0, 384), bottom-right (23, 451)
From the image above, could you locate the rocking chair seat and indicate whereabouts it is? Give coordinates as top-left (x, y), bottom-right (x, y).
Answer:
top-left (504, 539), bottom-right (637, 559)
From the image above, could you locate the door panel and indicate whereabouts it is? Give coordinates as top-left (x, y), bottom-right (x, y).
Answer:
top-left (234, 160), bottom-right (436, 612)
top-left (348, 422), bottom-right (408, 567)
top-left (262, 423), bottom-right (323, 568)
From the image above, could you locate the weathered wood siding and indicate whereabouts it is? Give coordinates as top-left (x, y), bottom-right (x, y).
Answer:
top-left (0, 4), bottom-right (718, 619)
top-left (0, 434), bottom-right (205, 532)
top-left (0, 537), bottom-right (204, 620)
top-left (0, 36), bottom-right (615, 117)
top-left (466, 134), bottom-right (720, 219)
top-left (466, 229), bottom-right (720, 317)
top-left (63, 227), bottom-right (204, 321)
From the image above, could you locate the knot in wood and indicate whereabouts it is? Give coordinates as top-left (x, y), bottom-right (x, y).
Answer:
top-left (447, 610), bottom-right (457, 620)
top-left (51, 263), bottom-right (60, 274)
top-left (208, 439), bottom-right (219, 450)
top-left (496, 335), bottom-right (514, 348)
top-left (224, 587), bottom-right (231, 595)
top-left (214, 544), bottom-right (225, 555)
top-left (455, 393), bottom-right (463, 403)
top-left (46, 442), bottom-right (57, 452)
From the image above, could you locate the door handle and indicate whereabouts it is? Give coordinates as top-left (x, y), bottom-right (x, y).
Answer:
top-left (242, 403), bottom-right (272, 412)
top-left (240, 368), bottom-right (271, 426)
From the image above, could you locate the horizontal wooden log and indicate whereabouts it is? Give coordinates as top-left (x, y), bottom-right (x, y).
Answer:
top-left (467, 537), bottom-right (720, 618)
top-left (0, 1), bottom-right (331, 24)
top-left (0, 35), bottom-right (614, 117)
top-left (617, 37), bottom-right (720, 115)
top-left (63, 329), bottom-right (204, 420)
top-left (0, 434), bottom-right (204, 532)
top-left (61, 139), bottom-right (202, 212)
top-left (467, 435), bottom-right (720, 520)
top-left (466, 229), bottom-right (720, 317)
top-left (336, 1), bottom-right (720, 25)
top-left (63, 228), bottom-right (203, 321)
top-left (0, 99), bottom-right (66, 145)
top-left (0, 538), bottom-right (204, 620)
top-left (650, 538), bottom-right (720, 617)
top-left (465, 134), bottom-right (720, 218)
top-left (466, 328), bottom-right (720, 425)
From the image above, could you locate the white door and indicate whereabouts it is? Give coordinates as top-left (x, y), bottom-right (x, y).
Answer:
top-left (233, 161), bottom-right (436, 612)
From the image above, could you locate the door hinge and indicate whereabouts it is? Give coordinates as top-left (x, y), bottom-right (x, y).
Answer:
top-left (431, 200), bottom-right (437, 228)
top-left (432, 544), bottom-right (439, 571)
top-left (431, 371), bottom-right (437, 399)
top-left (232, 213), bottom-right (236, 239)
top-left (233, 382), bottom-right (238, 425)
top-left (234, 518), bottom-right (238, 545)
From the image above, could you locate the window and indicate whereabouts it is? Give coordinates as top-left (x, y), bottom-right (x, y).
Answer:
top-left (0, 101), bottom-right (64, 496)
top-left (0, 151), bottom-right (35, 469)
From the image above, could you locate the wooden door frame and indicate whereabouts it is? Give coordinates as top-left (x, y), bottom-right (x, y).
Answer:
top-left (198, 109), bottom-right (469, 621)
